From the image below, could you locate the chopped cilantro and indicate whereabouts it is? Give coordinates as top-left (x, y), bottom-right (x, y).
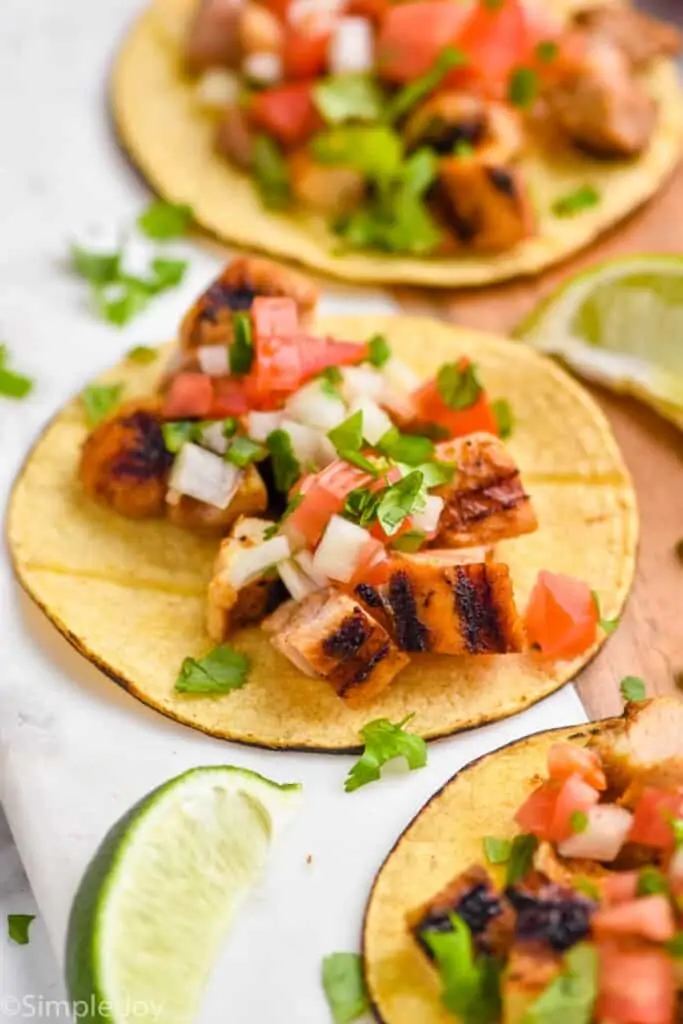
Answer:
top-left (314, 74), bottom-right (385, 125)
top-left (386, 46), bottom-right (468, 123)
top-left (390, 529), bottom-right (426, 553)
top-left (670, 817), bottom-right (683, 849)
top-left (321, 953), bottom-right (369, 1024)
top-left (591, 591), bottom-right (619, 635)
top-left (436, 362), bottom-right (483, 410)
top-left (175, 645), bottom-right (250, 694)
top-left (137, 200), bottom-right (193, 240)
top-left (522, 943), bottom-right (598, 1024)
top-left (376, 470), bottom-right (425, 536)
top-left (620, 675), bottom-right (646, 702)
top-left (483, 836), bottom-right (512, 865)
top-left (636, 867), bottom-right (670, 897)
top-left (321, 365), bottom-right (343, 387)
top-left (230, 313), bottom-right (254, 375)
top-left (70, 244), bottom-right (119, 284)
top-left (266, 429), bottom-right (301, 493)
top-left (7, 914), bottom-right (35, 946)
top-left (126, 345), bottom-right (158, 364)
top-left (150, 256), bottom-right (188, 291)
top-left (508, 67), bottom-right (539, 109)
top-left (345, 713), bottom-right (427, 792)
top-left (553, 185), bottom-right (600, 218)
top-left (454, 140), bottom-right (475, 158)
top-left (666, 933), bottom-right (683, 958)
top-left (328, 410), bottom-right (364, 454)
top-left (367, 333), bottom-right (391, 368)
top-left (377, 428), bottom-right (434, 466)
top-left (81, 383), bottom-right (124, 427)
top-left (570, 810), bottom-right (589, 834)
top-left (0, 344), bottom-right (33, 399)
top-left (423, 915), bottom-right (501, 1023)
top-left (162, 420), bottom-right (197, 453)
top-left (505, 833), bottom-right (538, 885)
top-left (536, 40), bottom-right (559, 63)
top-left (93, 281), bottom-right (150, 327)
top-left (573, 878), bottom-right (600, 901)
top-left (253, 134), bottom-right (291, 209)
top-left (338, 450), bottom-right (381, 475)
top-left (312, 125), bottom-right (403, 180)
top-left (226, 435), bottom-right (266, 467)
top-left (413, 460), bottom-right (455, 488)
top-left (344, 486), bottom-right (381, 528)
top-left (491, 398), bottom-right (513, 439)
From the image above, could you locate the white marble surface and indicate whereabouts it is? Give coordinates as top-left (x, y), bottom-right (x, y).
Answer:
top-left (2, 0), bottom-right (676, 1018)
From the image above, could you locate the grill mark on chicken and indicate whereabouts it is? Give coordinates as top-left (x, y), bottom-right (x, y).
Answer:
top-left (200, 282), bottom-right (259, 322)
top-left (322, 609), bottom-right (370, 659)
top-left (338, 641), bottom-right (391, 696)
top-left (420, 117), bottom-right (485, 155)
top-left (109, 411), bottom-right (173, 481)
top-left (453, 565), bottom-right (503, 654)
top-left (453, 472), bottom-right (527, 525)
top-left (487, 167), bottom-right (516, 198)
top-left (386, 570), bottom-right (430, 652)
top-left (354, 582), bottom-right (383, 608)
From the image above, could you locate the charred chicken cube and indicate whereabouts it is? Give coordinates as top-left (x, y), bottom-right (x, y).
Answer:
top-left (404, 92), bottom-right (524, 165)
top-left (207, 515), bottom-right (285, 640)
top-left (408, 865), bottom-right (514, 959)
top-left (378, 558), bottom-right (525, 655)
top-left (79, 400), bottom-right (173, 519)
top-left (437, 159), bottom-right (535, 253)
top-left (505, 882), bottom-right (596, 952)
top-left (215, 104), bottom-right (255, 170)
top-left (179, 256), bottom-right (318, 350)
top-left (432, 433), bottom-right (538, 548)
top-left (269, 588), bottom-right (409, 704)
top-left (573, 4), bottom-right (681, 70)
top-left (502, 942), bottom-right (563, 1024)
top-left (185, 0), bottom-right (243, 74)
top-left (166, 462), bottom-right (268, 534)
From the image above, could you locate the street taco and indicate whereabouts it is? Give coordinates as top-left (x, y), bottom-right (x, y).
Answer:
top-left (364, 695), bottom-right (683, 1024)
top-left (8, 256), bottom-right (637, 750)
top-left (112, 0), bottom-right (683, 285)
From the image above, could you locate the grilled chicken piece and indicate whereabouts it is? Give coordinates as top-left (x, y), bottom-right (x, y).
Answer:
top-left (409, 865), bottom-right (515, 959)
top-left (185, 0), bottom-right (243, 74)
top-left (79, 401), bottom-right (173, 518)
top-left (573, 4), bottom-right (681, 70)
top-left (404, 92), bottom-right (524, 165)
top-left (215, 104), bottom-right (255, 170)
top-left (432, 433), bottom-right (537, 548)
top-left (166, 463), bottom-right (268, 534)
top-left (363, 558), bottom-right (525, 655)
top-left (270, 588), bottom-right (409, 704)
top-left (545, 36), bottom-right (656, 158)
top-left (288, 150), bottom-right (366, 216)
top-left (589, 698), bottom-right (683, 801)
top-left (207, 516), bottom-right (284, 640)
top-left (502, 942), bottom-right (563, 1024)
top-left (437, 159), bottom-right (535, 252)
top-left (179, 256), bottom-right (318, 351)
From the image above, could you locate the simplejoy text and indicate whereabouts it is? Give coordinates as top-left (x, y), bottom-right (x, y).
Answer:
top-left (0, 996), bottom-right (165, 1019)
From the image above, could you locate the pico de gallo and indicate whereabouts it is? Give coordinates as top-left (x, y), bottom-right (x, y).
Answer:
top-left (408, 696), bottom-right (683, 1024)
top-left (185, 0), bottom-right (680, 256)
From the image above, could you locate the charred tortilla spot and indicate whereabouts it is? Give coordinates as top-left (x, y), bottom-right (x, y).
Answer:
top-left (111, 412), bottom-right (172, 481)
top-left (487, 167), bottom-right (517, 197)
top-left (323, 609), bottom-right (370, 660)
top-left (354, 582), bottom-right (383, 608)
top-left (387, 570), bottom-right (430, 652)
top-left (338, 641), bottom-right (391, 696)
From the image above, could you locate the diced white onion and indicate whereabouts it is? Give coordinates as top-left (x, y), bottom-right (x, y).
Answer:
top-left (280, 418), bottom-right (325, 466)
top-left (168, 443), bottom-right (242, 509)
top-left (226, 535), bottom-right (291, 589)
top-left (197, 344), bottom-right (230, 377)
top-left (199, 421), bottom-right (230, 455)
top-left (195, 68), bottom-right (240, 111)
top-left (341, 364), bottom-right (386, 403)
top-left (247, 410), bottom-right (283, 442)
top-left (277, 558), bottom-right (319, 601)
top-left (558, 805), bottom-right (633, 863)
top-left (382, 358), bottom-right (420, 394)
top-left (313, 514), bottom-right (371, 583)
top-left (243, 50), bottom-right (283, 84)
top-left (349, 397), bottom-right (393, 446)
top-left (286, 380), bottom-right (348, 431)
top-left (410, 495), bottom-right (444, 537)
top-left (294, 548), bottom-right (330, 588)
top-left (328, 16), bottom-right (374, 74)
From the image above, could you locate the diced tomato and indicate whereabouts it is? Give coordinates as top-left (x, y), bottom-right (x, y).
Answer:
top-left (448, 0), bottom-right (532, 97)
top-left (549, 773), bottom-right (600, 842)
top-left (597, 943), bottom-right (675, 1024)
top-left (349, 556), bottom-right (393, 590)
top-left (249, 82), bottom-right (322, 147)
top-left (253, 336), bottom-right (304, 397)
top-left (209, 376), bottom-right (251, 417)
top-left (283, 27), bottom-right (330, 79)
top-left (251, 297), bottom-right (299, 338)
top-left (629, 788), bottom-right (683, 850)
top-left (514, 780), bottom-right (559, 841)
top-left (593, 896), bottom-right (676, 943)
top-left (289, 461), bottom-right (373, 546)
top-left (263, 0), bottom-right (292, 21)
top-left (163, 372), bottom-right (213, 419)
top-left (524, 570), bottom-right (598, 660)
top-left (376, 1), bottom-right (469, 83)
top-left (600, 871), bottom-right (639, 904)
top-left (547, 742), bottom-right (607, 791)
top-left (412, 365), bottom-right (499, 439)
top-left (295, 335), bottom-right (368, 381)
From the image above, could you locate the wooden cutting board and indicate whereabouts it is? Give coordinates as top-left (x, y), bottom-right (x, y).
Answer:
top-left (393, 160), bottom-right (683, 721)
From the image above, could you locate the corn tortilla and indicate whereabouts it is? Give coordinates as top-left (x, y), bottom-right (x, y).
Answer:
top-left (362, 720), bottom-right (605, 1023)
top-left (110, 0), bottom-right (683, 287)
top-left (7, 316), bottom-right (637, 751)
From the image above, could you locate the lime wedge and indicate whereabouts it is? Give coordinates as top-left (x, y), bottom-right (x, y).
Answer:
top-left (66, 766), bottom-right (301, 1023)
top-left (514, 255), bottom-right (683, 429)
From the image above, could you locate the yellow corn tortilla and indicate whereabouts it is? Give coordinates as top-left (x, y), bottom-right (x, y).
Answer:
top-left (362, 718), bottom-right (604, 1023)
top-left (110, 0), bottom-right (683, 287)
top-left (8, 316), bottom-right (637, 751)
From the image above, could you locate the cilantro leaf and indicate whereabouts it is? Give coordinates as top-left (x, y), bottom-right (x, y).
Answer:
top-left (505, 833), bottom-right (538, 885)
top-left (8, 914), bottom-right (35, 946)
top-left (175, 645), bottom-right (250, 694)
top-left (314, 74), bottom-right (385, 125)
top-left (367, 334), bottom-right (391, 368)
top-left (536, 40), bottom-right (559, 63)
top-left (253, 134), bottom-right (291, 209)
top-left (386, 46), bottom-right (468, 122)
top-left (162, 420), bottom-right (197, 453)
top-left (573, 878), bottom-right (600, 901)
top-left (328, 410), bottom-right (364, 454)
top-left (267, 429), bottom-right (301, 493)
top-left (412, 460), bottom-right (455, 488)
top-left (454, 139), bottom-right (475, 158)
top-left (71, 244), bottom-right (119, 284)
top-left (0, 361), bottom-right (33, 399)
top-left (483, 836), bottom-right (511, 865)
top-left (570, 810), bottom-right (588, 834)
top-left (670, 817), bottom-right (683, 849)
top-left (666, 933), bottom-right (683, 958)
top-left (591, 591), bottom-right (619, 635)
top-left (620, 675), bottom-right (646, 702)
top-left (230, 313), bottom-right (254, 375)
top-left (127, 345), bottom-right (158, 364)
top-left (437, 362), bottom-right (483, 410)
top-left (423, 915), bottom-right (501, 1024)
top-left (491, 398), bottom-right (513, 439)
top-left (553, 185), bottom-right (600, 218)
top-left (390, 529), bottom-right (426, 553)
top-left (637, 866), bottom-right (670, 897)
top-left (376, 470), bottom-right (425, 536)
top-left (508, 67), bottom-right (538, 109)
top-left (81, 383), bottom-right (124, 427)
top-left (522, 943), bottom-right (598, 1024)
top-left (378, 428), bottom-right (434, 466)
top-left (344, 486), bottom-right (380, 527)
top-left (226, 435), bottom-right (266, 467)
top-left (344, 713), bottom-right (427, 793)
top-left (150, 256), bottom-right (188, 291)
top-left (338, 449), bottom-right (381, 474)
top-left (321, 953), bottom-right (369, 1024)
top-left (312, 125), bottom-right (403, 180)
top-left (93, 281), bottom-right (150, 327)
top-left (137, 200), bottom-right (193, 240)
